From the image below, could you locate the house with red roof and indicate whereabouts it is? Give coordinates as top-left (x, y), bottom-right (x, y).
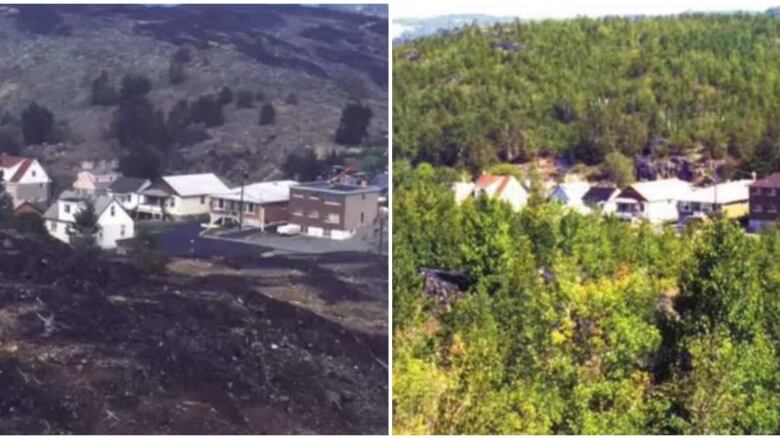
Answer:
top-left (453, 173), bottom-right (529, 211)
top-left (0, 153), bottom-right (51, 208)
top-left (748, 172), bottom-right (780, 231)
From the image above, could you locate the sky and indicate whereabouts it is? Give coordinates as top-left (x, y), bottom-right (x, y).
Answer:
top-left (392, 0), bottom-right (779, 20)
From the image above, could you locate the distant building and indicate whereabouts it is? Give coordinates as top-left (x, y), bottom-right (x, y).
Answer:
top-left (550, 181), bottom-right (591, 213)
top-left (209, 180), bottom-right (298, 230)
top-left (453, 173), bottom-right (529, 211)
top-left (43, 191), bottom-right (134, 249)
top-left (678, 179), bottom-right (752, 224)
top-left (137, 173), bottom-right (229, 220)
top-left (288, 181), bottom-right (380, 240)
top-left (71, 165), bottom-right (120, 195)
top-left (582, 186), bottom-right (620, 214)
top-left (107, 177), bottom-right (151, 213)
top-left (615, 178), bottom-right (692, 224)
top-left (749, 173), bottom-right (780, 231)
top-left (0, 153), bottom-right (51, 207)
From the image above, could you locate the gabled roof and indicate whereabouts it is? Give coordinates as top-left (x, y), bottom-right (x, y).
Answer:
top-left (750, 173), bottom-right (780, 189)
top-left (553, 181), bottom-right (590, 202)
top-left (583, 186), bottom-right (619, 205)
top-left (625, 178), bottom-right (692, 202)
top-left (212, 180), bottom-right (298, 204)
top-left (475, 173), bottom-right (519, 198)
top-left (109, 176), bottom-right (150, 194)
top-left (44, 194), bottom-right (125, 221)
top-left (0, 154), bottom-right (35, 183)
top-left (161, 173), bottom-right (229, 197)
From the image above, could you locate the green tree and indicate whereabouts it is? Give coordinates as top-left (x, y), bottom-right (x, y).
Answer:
top-left (90, 70), bottom-right (119, 106)
top-left (335, 101), bottom-right (373, 145)
top-left (21, 102), bottom-right (55, 145)
top-left (69, 199), bottom-right (99, 251)
top-left (603, 151), bottom-right (636, 186)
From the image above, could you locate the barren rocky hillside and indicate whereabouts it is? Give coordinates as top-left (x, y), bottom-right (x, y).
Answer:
top-left (0, 4), bottom-right (388, 187)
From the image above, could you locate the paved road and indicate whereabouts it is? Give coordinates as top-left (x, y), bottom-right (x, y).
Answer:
top-left (153, 222), bottom-right (273, 258)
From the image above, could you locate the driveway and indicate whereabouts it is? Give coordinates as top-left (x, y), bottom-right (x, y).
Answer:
top-left (152, 222), bottom-right (273, 258)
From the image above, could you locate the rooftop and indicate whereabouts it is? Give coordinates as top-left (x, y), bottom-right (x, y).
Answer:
top-left (212, 180), bottom-right (298, 204)
top-left (292, 181), bottom-right (382, 195)
top-left (750, 173), bottom-right (780, 189)
top-left (683, 180), bottom-right (752, 204)
top-left (162, 173), bottom-right (229, 197)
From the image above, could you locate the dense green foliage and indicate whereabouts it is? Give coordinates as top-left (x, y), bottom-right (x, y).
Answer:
top-left (90, 70), bottom-right (119, 106)
top-left (393, 15), bottom-right (780, 172)
top-left (393, 161), bottom-right (780, 434)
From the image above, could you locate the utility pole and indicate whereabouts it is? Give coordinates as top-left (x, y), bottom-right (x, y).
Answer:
top-left (238, 170), bottom-right (248, 231)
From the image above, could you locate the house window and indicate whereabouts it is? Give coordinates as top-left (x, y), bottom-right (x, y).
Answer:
top-left (110, 205), bottom-right (116, 216)
top-left (755, 204), bottom-right (764, 213)
top-left (326, 213), bottom-right (340, 224)
top-left (292, 192), bottom-right (303, 198)
top-left (308, 210), bottom-right (319, 218)
top-left (218, 199), bottom-right (224, 209)
top-left (771, 189), bottom-right (778, 197)
top-left (49, 221), bottom-right (56, 232)
top-left (201, 195), bottom-right (206, 204)
top-left (293, 209), bottom-right (303, 216)
top-left (169, 198), bottom-right (176, 207)
top-left (32, 170), bottom-right (36, 177)
top-left (360, 212), bottom-right (365, 224)
top-left (246, 203), bottom-right (255, 213)
top-left (770, 205), bottom-right (777, 214)
top-left (120, 224), bottom-right (126, 237)
top-left (64, 204), bottom-right (71, 214)
top-left (309, 194), bottom-right (320, 201)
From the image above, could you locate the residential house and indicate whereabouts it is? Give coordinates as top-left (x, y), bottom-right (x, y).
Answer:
top-left (107, 177), bottom-right (150, 213)
top-left (13, 201), bottom-right (46, 217)
top-left (582, 186), bottom-right (620, 214)
top-left (0, 153), bottom-right (51, 207)
top-left (288, 181), bottom-right (380, 240)
top-left (43, 191), bottom-right (134, 249)
top-left (71, 165), bottom-right (120, 195)
top-left (550, 181), bottom-right (591, 213)
top-left (749, 173), bottom-right (780, 231)
top-left (614, 178), bottom-right (692, 224)
top-left (137, 173), bottom-right (229, 220)
top-left (209, 180), bottom-right (298, 230)
top-left (453, 173), bottom-right (529, 211)
top-left (678, 179), bottom-right (752, 224)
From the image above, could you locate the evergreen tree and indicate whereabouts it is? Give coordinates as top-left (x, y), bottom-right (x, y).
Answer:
top-left (69, 199), bottom-right (99, 251)
top-left (259, 103), bottom-right (276, 125)
top-left (0, 171), bottom-right (13, 225)
top-left (90, 70), bottom-right (119, 106)
top-left (21, 102), bottom-right (55, 145)
top-left (335, 101), bottom-right (372, 145)
top-left (236, 90), bottom-right (254, 108)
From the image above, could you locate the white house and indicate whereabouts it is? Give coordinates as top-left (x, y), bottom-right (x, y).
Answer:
top-left (43, 191), bottom-right (134, 250)
top-left (615, 178), bottom-right (693, 224)
top-left (107, 177), bottom-right (151, 213)
top-left (582, 186), bottom-right (621, 214)
top-left (0, 153), bottom-right (51, 207)
top-left (550, 181), bottom-right (591, 213)
top-left (678, 179), bottom-right (752, 223)
top-left (137, 173), bottom-right (229, 220)
top-left (453, 173), bottom-right (529, 211)
top-left (209, 180), bottom-right (298, 230)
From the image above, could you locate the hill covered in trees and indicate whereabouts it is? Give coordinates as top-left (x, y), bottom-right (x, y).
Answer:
top-left (393, 162), bottom-right (780, 434)
top-left (393, 13), bottom-right (780, 177)
top-left (0, 4), bottom-right (387, 187)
